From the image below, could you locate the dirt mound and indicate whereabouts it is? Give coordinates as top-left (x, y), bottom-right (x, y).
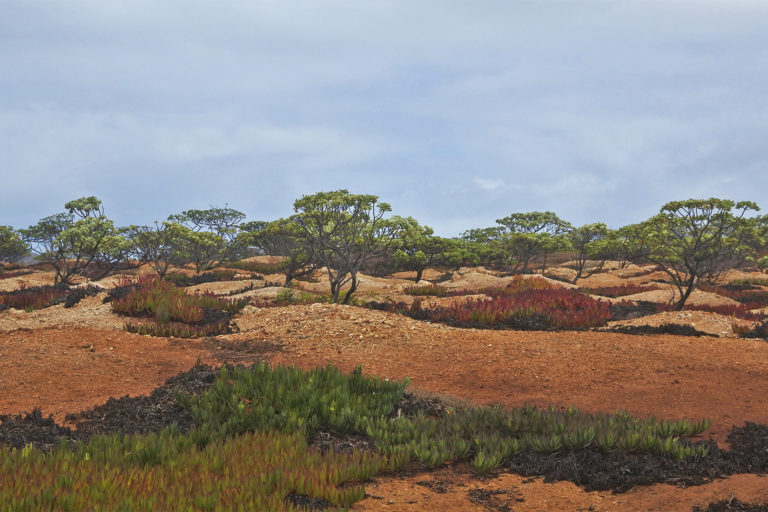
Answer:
top-left (606, 310), bottom-right (752, 338)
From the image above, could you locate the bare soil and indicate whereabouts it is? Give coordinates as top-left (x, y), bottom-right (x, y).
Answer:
top-left (2, 264), bottom-right (768, 511)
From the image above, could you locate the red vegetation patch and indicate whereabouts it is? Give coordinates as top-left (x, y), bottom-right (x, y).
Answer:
top-left (0, 284), bottom-right (71, 311)
top-left (420, 277), bottom-right (611, 330)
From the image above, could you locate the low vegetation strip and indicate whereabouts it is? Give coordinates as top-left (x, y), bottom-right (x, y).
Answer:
top-left (1, 363), bottom-right (728, 509)
top-left (0, 284), bottom-right (100, 311)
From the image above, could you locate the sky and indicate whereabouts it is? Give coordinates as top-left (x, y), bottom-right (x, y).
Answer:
top-left (1, 1), bottom-right (767, 237)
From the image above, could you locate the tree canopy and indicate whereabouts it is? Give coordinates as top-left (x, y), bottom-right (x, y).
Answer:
top-left (639, 198), bottom-right (760, 309)
top-left (291, 190), bottom-right (401, 303)
top-left (0, 226), bottom-right (28, 263)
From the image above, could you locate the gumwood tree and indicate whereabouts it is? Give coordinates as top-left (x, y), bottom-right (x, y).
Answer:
top-left (496, 211), bottom-right (572, 272)
top-left (291, 190), bottom-right (401, 303)
top-left (566, 223), bottom-right (614, 284)
top-left (432, 238), bottom-right (481, 269)
top-left (127, 221), bottom-right (190, 277)
top-left (0, 226), bottom-right (28, 263)
top-left (169, 205), bottom-right (246, 270)
top-left (459, 227), bottom-right (507, 268)
top-left (240, 218), bottom-right (318, 286)
top-left (19, 197), bottom-right (129, 284)
top-left (611, 224), bottom-right (650, 269)
top-left (639, 198), bottom-right (760, 309)
top-left (391, 217), bottom-right (447, 282)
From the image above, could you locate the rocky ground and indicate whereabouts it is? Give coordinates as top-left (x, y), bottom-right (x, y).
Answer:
top-left (2, 262), bottom-right (768, 511)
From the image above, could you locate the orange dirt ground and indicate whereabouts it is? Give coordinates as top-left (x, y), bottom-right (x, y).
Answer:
top-left (2, 264), bottom-right (768, 511)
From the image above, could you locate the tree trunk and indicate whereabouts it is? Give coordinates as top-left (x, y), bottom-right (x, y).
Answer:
top-left (342, 274), bottom-right (359, 304)
top-left (414, 267), bottom-right (423, 282)
top-left (674, 276), bottom-right (697, 311)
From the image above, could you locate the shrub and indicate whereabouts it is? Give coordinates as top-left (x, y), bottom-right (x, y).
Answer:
top-left (733, 320), bottom-right (768, 339)
top-left (164, 269), bottom-right (241, 287)
top-left (0, 430), bottom-right (380, 510)
top-left (423, 286), bottom-right (612, 330)
top-left (403, 284), bottom-right (449, 297)
top-left (111, 275), bottom-right (249, 337)
top-left (0, 284), bottom-right (73, 311)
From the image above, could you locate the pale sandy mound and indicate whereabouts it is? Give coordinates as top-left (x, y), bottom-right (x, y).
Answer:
top-left (184, 279), bottom-right (263, 295)
top-left (295, 270), bottom-right (415, 297)
top-left (239, 255), bottom-right (286, 264)
top-left (605, 310), bottom-right (752, 338)
top-left (0, 292), bottom-right (126, 332)
top-left (720, 268), bottom-right (768, 283)
top-left (440, 267), bottom-right (575, 291)
top-left (622, 287), bottom-right (740, 306)
top-left (0, 269), bottom-right (70, 291)
top-left (389, 269), bottom-right (446, 281)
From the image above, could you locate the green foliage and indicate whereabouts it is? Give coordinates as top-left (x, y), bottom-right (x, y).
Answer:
top-left (111, 275), bottom-right (248, 337)
top-left (0, 429), bottom-right (382, 510)
top-left (19, 197), bottom-right (129, 285)
top-left (0, 364), bottom-right (713, 508)
top-left (291, 190), bottom-right (401, 304)
top-left (177, 363), bottom-right (408, 441)
top-left (403, 284), bottom-right (449, 297)
top-left (391, 217), bottom-right (451, 281)
top-left (168, 206), bottom-right (247, 272)
top-left (566, 223), bottom-right (613, 283)
top-left (639, 198), bottom-right (761, 310)
top-left (0, 226), bottom-right (27, 263)
top-left (126, 221), bottom-right (190, 277)
top-left (496, 211), bottom-right (572, 272)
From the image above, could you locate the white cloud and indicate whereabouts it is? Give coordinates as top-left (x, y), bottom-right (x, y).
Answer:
top-left (473, 178), bottom-right (505, 191)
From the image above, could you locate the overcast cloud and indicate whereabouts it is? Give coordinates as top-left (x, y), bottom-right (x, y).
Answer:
top-left (1, 1), bottom-right (766, 236)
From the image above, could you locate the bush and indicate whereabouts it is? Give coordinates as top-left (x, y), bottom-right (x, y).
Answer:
top-left (164, 270), bottom-right (242, 287)
top-left (0, 284), bottom-right (72, 311)
top-left (422, 285), bottom-right (611, 330)
top-left (403, 284), bottom-right (449, 297)
top-left (111, 275), bottom-right (249, 337)
top-left (384, 277), bottom-right (613, 330)
top-left (733, 320), bottom-right (768, 339)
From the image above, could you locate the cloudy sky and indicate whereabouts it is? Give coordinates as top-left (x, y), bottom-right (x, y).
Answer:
top-left (1, 1), bottom-right (767, 236)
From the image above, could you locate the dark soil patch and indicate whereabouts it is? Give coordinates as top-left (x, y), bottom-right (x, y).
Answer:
top-left (609, 300), bottom-right (661, 321)
top-left (0, 408), bottom-right (85, 452)
top-left (605, 323), bottom-right (711, 337)
top-left (694, 497), bottom-right (768, 511)
top-left (64, 361), bottom-right (217, 437)
top-left (467, 488), bottom-right (523, 511)
top-left (287, 493), bottom-right (333, 510)
top-left (201, 337), bottom-right (283, 364)
top-left (416, 479), bottom-right (453, 494)
top-left (63, 285), bottom-right (102, 308)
